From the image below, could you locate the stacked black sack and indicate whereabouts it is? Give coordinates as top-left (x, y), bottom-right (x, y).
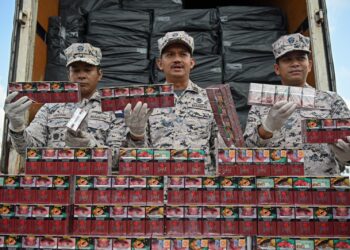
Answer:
top-left (150, 9), bottom-right (222, 88)
top-left (86, 7), bottom-right (151, 86)
top-left (218, 6), bottom-right (287, 129)
top-left (45, 15), bottom-right (86, 81)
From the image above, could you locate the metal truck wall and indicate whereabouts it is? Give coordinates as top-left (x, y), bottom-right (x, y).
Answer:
top-left (45, 0), bottom-right (288, 130)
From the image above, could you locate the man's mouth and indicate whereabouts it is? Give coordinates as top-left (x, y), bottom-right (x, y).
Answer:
top-left (171, 65), bottom-right (183, 70)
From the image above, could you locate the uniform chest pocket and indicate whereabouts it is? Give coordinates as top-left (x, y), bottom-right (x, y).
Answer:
top-left (88, 112), bottom-right (111, 131)
top-left (47, 114), bottom-right (71, 128)
top-left (300, 109), bottom-right (331, 119)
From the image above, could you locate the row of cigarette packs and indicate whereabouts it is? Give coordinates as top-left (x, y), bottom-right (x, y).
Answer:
top-left (0, 236), bottom-right (248, 250)
top-left (26, 147), bottom-right (112, 175)
top-left (302, 118), bottom-right (350, 143)
top-left (70, 205), bottom-right (350, 237)
top-left (100, 84), bottom-right (174, 111)
top-left (8, 81), bottom-right (80, 103)
top-left (0, 205), bottom-right (70, 235)
top-left (218, 148), bottom-right (305, 176)
top-left (206, 84), bottom-right (244, 147)
top-left (119, 148), bottom-right (206, 176)
top-left (255, 237), bottom-right (350, 250)
top-left (248, 83), bottom-right (319, 109)
top-left (0, 175), bottom-right (70, 204)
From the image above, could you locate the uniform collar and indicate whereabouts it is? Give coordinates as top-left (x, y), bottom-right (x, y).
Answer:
top-left (81, 90), bottom-right (101, 104)
top-left (165, 79), bottom-right (200, 94)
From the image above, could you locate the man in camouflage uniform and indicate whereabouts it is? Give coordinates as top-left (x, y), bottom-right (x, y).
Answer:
top-left (124, 31), bottom-right (218, 174)
top-left (244, 33), bottom-right (350, 175)
top-left (5, 43), bottom-right (126, 161)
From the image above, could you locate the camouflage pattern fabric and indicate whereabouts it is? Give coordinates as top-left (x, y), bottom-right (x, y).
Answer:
top-left (128, 80), bottom-right (218, 175)
top-left (272, 33), bottom-right (311, 59)
top-left (244, 84), bottom-right (350, 175)
top-left (9, 91), bottom-right (126, 158)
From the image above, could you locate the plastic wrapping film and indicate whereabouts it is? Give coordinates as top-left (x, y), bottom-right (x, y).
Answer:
top-left (218, 5), bottom-right (286, 30)
top-left (153, 9), bottom-right (219, 33)
top-left (153, 55), bottom-right (222, 87)
top-left (87, 8), bottom-right (151, 35)
top-left (59, 0), bottom-right (121, 18)
top-left (45, 15), bottom-right (85, 81)
top-left (150, 31), bottom-right (219, 58)
top-left (122, 0), bottom-right (182, 9)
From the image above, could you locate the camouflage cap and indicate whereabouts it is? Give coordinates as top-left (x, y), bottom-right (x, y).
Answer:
top-left (64, 43), bottom-right (102, 66)
top-left (158, 31), bottom-right (194, 55)
top-left (272, 33), bottom-right (311, 59)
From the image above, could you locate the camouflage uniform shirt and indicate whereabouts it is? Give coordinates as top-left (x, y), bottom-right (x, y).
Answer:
top-left (244, 84), bottom-right (350, 175)
top-left (10, 91), bottom-right (126, 157)
top-left (129, 80), bottom-right (218, 174)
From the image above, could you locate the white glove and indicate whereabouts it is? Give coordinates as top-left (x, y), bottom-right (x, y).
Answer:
top-left (65, 129), bottom-right (97, 147)
top-left (124, 101), bottom-right (152, 138)
top-left (4, 92), bottom-right (32, 132)
top-left (262, 101), bottom-right (297, 133)
top-left (330, 136), bottom-right (350, 164)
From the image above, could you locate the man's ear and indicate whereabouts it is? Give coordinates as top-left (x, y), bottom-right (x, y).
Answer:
top-left (307, 59), bottom-right (313, 73)
top-left (156, 58), bottom-right (163, 71)
top-left (98, 68), bottom-right (103, 81)
top-left (274, 63), bottom-right (280, 76)
top-left (190, 57), bottom-right (195, 70)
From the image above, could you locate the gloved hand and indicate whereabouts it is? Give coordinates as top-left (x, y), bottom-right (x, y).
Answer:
top-left (330, 136), bottom-right (350, 164)
top-left (262, 100), bottom-right (297, 133)
top-left (4, 92), bottom-right (32, 132)
top-left (65, 129), bottom-right (97, 147)
top-left (124, 101), bottom-right (152, 139)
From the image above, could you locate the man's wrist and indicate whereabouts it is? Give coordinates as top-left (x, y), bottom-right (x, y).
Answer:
top-left (258, 124), bottom-right (273, 139)
top-left (130, 131), bottom-right (145, 141)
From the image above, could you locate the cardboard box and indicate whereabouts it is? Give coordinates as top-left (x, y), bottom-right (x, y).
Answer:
top-left (287, 149), bottom-right (305, 176)
top-left (111, 177), bottom-right (129, 204)
top-left (333, 207), bottom-right (350, 236)
top-left (91, 148), bottom-right (111, 176)
top-left (129, 177), bottom-right (147, 205)
top-left (93, 176), bottom-right (112, 204)
top-left (184, 206), bottom-right (202, 236)
top-left (202, 206), bottom-right (221, 235)
top-left (237, 177), bottom-right (256, 205)
top-left (295, 207), bottom-right (315, 236)
top-left (256, 237), bottom-right (275, 250)
top-left (188, 149), bottom-right (205, 175)
top-left (220, 206), bottom-right (239, 235)
top-left (314, 207), bottom-right (333, 236)
top-left (274, 177), bottom-right (294, 205)
top-left (40, 236), bottom-right (58, 249)
top-left (167, 177), bottom-right (185, 205)
top-left (144, 85), bottom-right (160, 109)
top-left (159, 84), bottom-right (175, 108)
top-left (289, 86), bottom-right (302, 107)
top-left (254, 149), bottom-right (271, 176)
top-left (35, 176), bottom-right (53, 204)
top-left (293, 177), bottom-right (312, 205)
top-left (218, 148), bottom-right (237, 176)
top-left (257, 178), bottom-right (275, 205)
top-left (170, 239), bottom-right (190, 250)
top-left (91, 206), bottom-right (110, 235)
top-left (236, 149), bottom-right (254, 176)
top-left (331, 177), bottom-right (350, 205)
top-left (137, 149), bottom-right (154, 175)
top-left (275, 238), bottom-right (295, 250)
top-left (146, 206), bottom-right (164, 236)
top-left (52, 176), bottom-right (70, 204)
top-left (41, 148), bottom-right (58, 175)
top-left (270, 149), bottom-right (288, 176)
top-left (146, 176), bottom-right (164, 205)
top-left (312, 177), bottom-right (331, 205)
top-left (114, 87), bottom-right (130, 111)
top-left (75, 176), bottom-right (94, 205)
top-left (74, 148), bottom-right (91, 175)
top-left (248, 83), bottom-right (263, 105)
top-left (220, 177), bottom-right (238, 205)
top-left (94, 238), bottom-right (112, 250)
top-left (26, 148), bottom-right (42, 175)
top-left (119, 148), bottom-right (137, 175)
top-left (184, 177), bottom-right (202, 205)
top-left (150, 239), bottom-right (171, 250)
top-left (19, 176), bottom-right (36, 204)
top-left (261, 84), bottom-right (276, 105)
top-left (153, 149), bottom-right (171, 176)
top-left (258, 207), bottom-right (277, 236)
top-left (295, 239), bottom-right (314, 250)
top-left (165, 206), bottom-right (184, 236)
top-left (109, 206), bottom-right (127, 236)
top-left (202, 177), bottom-right (221, 205)
top-left (73, 205), bottom-right (92, 235)
top-left (277, 207), bottom-right (296, 236)
top-left (170, 149), bottom-right (188, 175)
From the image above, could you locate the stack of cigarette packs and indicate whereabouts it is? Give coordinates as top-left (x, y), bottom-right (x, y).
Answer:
top-left (26, 147), bottom-right (112, 176)
top-left (206, 84), bottom-right (244, 147)
top-left (0, 235), bottom-right (247, 249)
top-left (248, 83), bottom-right (318, 109)
top-left (119, 148), bottom-right (206, 176)
top-left (302, 118), bottom-right (350, 143)
top-left (255, 237), bottom-right (350, 250)
top-left (218, 148), bottom-right (305, 176)
top-left (0, 175), bottom-right (72, 236)
top-left (100, 84), bottom-right (175, 112)
top-left (8, 81), bottom-right (81, 103)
